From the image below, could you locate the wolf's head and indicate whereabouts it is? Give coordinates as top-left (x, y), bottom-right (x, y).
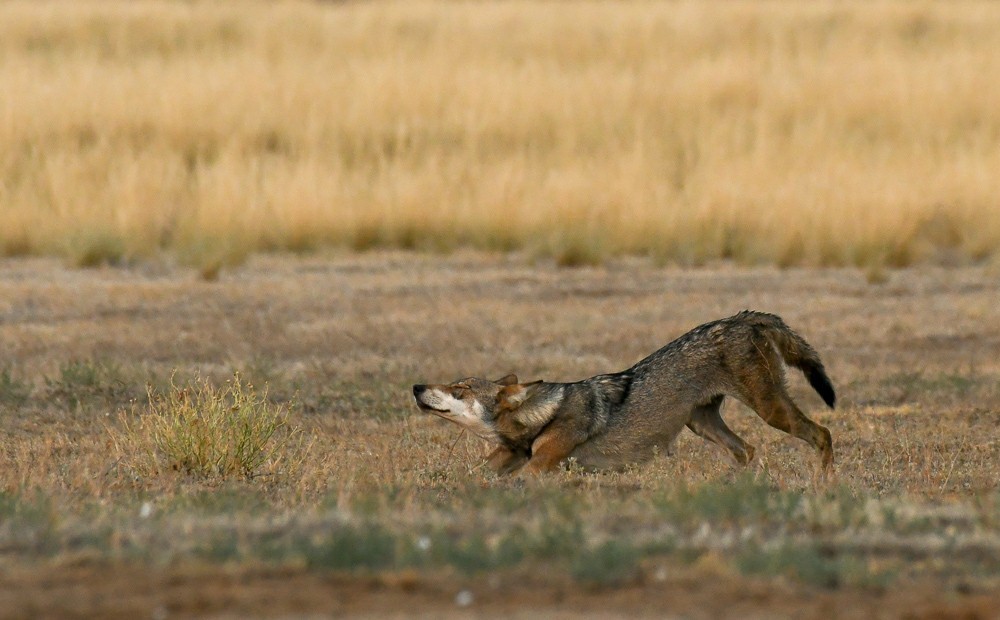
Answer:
top-left (411, 374), bottom-right (546, 442)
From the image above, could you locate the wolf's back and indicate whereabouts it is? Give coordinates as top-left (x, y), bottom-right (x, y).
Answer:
top-left (740, 311), bottom-right (837, 408)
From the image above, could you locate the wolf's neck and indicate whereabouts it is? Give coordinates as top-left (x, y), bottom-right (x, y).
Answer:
top-left (516, 383), bottom-right (565, 427)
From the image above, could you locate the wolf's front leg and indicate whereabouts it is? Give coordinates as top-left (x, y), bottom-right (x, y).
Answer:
top-left (521, 428), bottom-right (586, 475)
top-left (485, 446), bottom-right (529, 476)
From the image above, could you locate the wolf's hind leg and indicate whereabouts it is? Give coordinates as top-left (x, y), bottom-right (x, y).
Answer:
top-left (686, 396), bottom-right (756, 466)
top-left (736, 332), bottom-right (834, 470)
top-left (747, 391), bottom-right (833, 470)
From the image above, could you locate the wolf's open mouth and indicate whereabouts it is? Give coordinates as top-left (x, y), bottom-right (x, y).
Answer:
top-left (416, 401), bottom-right (450, 414)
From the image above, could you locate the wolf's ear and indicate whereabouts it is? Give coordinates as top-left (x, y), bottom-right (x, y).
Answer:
top-left (497, 380), bottom-right (544, 411)
top-left (498, 383), bottom-right (528, 411)
top-left (496, 374), bottom-right (518, 386)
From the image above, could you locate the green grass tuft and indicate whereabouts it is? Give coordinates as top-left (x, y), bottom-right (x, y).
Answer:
top-left (0, 366), bottom-right (32, 408)
top-left (303, 523), bottom-right (398, 571)
top-left (570, 540), bottom-right (641, 587)
top-left (45, 359), bottom-right (131, 408)
top-left (111, 373), bottom-right (308, 480)
top-left (67, 229), bottom-right (128, 268)
top-left (654, 473), bottom-right (801, 527)
top-left (736, 543), bottom-right (893, 590)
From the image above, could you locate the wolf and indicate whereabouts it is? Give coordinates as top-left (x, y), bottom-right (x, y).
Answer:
top-left (412, 310), bottom-right (836, 476)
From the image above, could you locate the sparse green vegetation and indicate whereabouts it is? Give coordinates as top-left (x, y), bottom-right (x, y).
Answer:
top-left (301, 523), bottom-right (398, 571)
top-left (44, 359), bottom-right (132, 409)
top-left (570, 540), bottom-right (642, 587)
top-left (737, 544), bottom-right (859, 589)
top-left (0, 366), bottom-right (31, 408)
top-left (653, 473), bottom-right (802, 527)
top-left (0, 478), bottom-right (988, 594)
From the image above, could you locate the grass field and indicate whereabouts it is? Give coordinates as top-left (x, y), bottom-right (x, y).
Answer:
top-left (2, 252), bottom-right (1000, 617)
top-left (2, 1), bottom-right (1000, 271)
top-left (3, 1), bottom-right (1000, 616)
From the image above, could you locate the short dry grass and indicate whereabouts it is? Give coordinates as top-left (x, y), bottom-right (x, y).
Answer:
top-left (1, 253), bottom-right (1000, 616)
top-left (110, 373), bottom-right (310, 480)
top-left (2, 1), bottom-right (1000, 270)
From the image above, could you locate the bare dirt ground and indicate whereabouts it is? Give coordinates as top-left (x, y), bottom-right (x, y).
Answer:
top-left (2, 252), bottom-right (1000, 618)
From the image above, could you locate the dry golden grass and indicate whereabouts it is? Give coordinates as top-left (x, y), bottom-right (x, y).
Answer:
top-left (2, 1), bottom-right (1000, 270)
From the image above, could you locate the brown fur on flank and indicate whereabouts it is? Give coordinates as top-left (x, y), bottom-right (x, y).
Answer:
top-left (412, 310), bottom-right (836, 475)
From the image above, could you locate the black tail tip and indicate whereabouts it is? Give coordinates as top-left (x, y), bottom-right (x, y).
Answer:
top-left (806, 369), bottom-right (836, 409)
top-left (821, 387), bottom-right (836, 409)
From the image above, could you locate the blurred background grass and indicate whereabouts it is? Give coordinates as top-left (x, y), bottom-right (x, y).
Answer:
top-left (1, 0), bottom-right (998, 271)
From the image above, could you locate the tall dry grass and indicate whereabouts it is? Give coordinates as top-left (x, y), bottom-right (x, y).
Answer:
top-left (1, 1), bottom-right (999, 269)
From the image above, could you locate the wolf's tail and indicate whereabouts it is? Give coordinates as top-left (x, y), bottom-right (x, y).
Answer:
top-left (743, 311), bottom-right (836, 408)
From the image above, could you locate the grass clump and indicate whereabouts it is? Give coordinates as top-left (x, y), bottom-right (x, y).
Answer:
top-left (111, 373), bottom-right (308, 480)
top-left (736, 543), bottom-right (892, 590)
top-left (654, 473), bottom-right (801, 528)
top-left (303, 524), bottom-right (398, 571)
top-left (66, 229), bottom-right (128, 268)
top-left (176, 235), bottom-right (252, 281)
top-left (570, 540), bottom-right (641, 587)
top-left (45, 359), bottom-right (131, 408)
top-left (0, 367), bottom-right (31, 408)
